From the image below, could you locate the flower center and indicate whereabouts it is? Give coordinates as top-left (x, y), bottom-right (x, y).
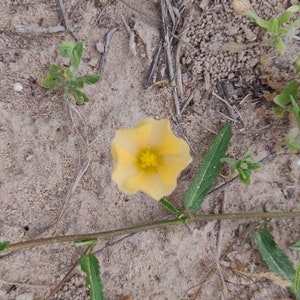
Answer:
top-left (138, 149), bottom-right (160, 169)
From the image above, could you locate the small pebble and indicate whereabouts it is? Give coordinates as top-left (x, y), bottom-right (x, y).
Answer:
top-left (13, 82), bottom-right (23, 92)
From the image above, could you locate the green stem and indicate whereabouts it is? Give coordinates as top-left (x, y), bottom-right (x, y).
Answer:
top-left (3, 210), bottom-right (300, 254)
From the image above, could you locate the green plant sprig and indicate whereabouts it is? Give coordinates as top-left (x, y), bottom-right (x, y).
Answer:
top-left (221, 152), bottom-right (261, 185)
top-left (246, 5), bottom-right (300, 55)
top-left (41, 41), bottom-right (100, 104)
top-left (273, 79), bottom-right (300, 151)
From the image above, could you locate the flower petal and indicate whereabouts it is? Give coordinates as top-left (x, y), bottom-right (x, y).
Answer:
top-left (143, 119), bottom-right (189, 155)
top-left (158, 153), bottom-right (192, 185)
top-left (111, 146), bottom-right (139, 194)
top-left (126, 171), bottom-right (174, 200)
top-left (112, 122), bottom-right (153, 156)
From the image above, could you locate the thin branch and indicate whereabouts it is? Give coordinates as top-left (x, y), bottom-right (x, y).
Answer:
top-left (2, 210), bottom-right (300, 255)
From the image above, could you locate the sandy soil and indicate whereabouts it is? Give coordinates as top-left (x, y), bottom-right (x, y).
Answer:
top-left (0, 0), bottom-right (300, 299)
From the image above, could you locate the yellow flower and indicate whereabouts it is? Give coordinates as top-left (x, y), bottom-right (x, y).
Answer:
top-left (111, 118), bottom-right (192, 200)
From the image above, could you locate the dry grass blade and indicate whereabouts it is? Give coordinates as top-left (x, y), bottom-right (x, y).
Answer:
top-left (160, 0), bottom-right (182, 122)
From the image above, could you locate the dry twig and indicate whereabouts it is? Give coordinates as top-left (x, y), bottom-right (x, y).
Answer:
top-left (57, 0), bottom-right (77, 40)
top-left (98, 27), bottom-right (118, 75)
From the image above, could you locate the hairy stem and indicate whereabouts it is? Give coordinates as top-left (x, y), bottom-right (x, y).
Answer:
top-left (2, 210), bottom-right (300, 254)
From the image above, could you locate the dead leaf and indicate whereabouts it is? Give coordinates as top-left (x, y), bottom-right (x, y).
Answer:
top-left (263, 90), bottom-right (277, 102)
top-left (259, 74), bottom-right (286, 90)
top-left (260, 54), bottom-right (272, 68)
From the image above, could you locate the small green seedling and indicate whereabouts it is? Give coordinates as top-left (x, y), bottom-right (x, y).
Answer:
top-left (273, 79), bottom-right (300, 151)
top-left (41, 41), bottom-right (100, 104)
top-left (246, 5), bottom-right (300, 55)
top-left (221, 152), bottom-right (261, 185)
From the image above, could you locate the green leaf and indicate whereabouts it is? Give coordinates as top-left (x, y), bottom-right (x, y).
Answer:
top-left (296, 56), bottom-right (300, 77)
top-left (245, 161), bottom-right (262, 170)
top-left (72, 89), bottom-right (90, 104)
top-left (239, 170), bottom-right (250, 185)
top-left (267, 17), bottom-right (279, 35)
top-left (184, 123), bottom-right (232, 211)
top-left (295, 259), bottom-right (300, 293)
top-left (274, 80), bottom-right (299, 108)
top-left (220, 157), bottom-right (238, 166)
top-left (67, 78), bottom-right (85, 89)
top-left (159, 198), bottom-right (180, 214)
top-left (0, 241), bottom-right (9, 252)
top-left (247, 11), bottom-right (269, 29)
top-left (41, 64), bottom-right (66, 89)
top-left (279, 18), bottom-right (300, 36)
top-left (272, 106), bottom-right (286, 117)
top-left (80, 254), bottom-right (104, 300)
top-left (290, 96), bottom-right (300, 129)
top-left (278, 5), bottom-right (300, 26)
top-left (286, 5), bottom-right (300, 14)
top-left (59, 41), bottom-right (75, 58)
top-left (274, 38), bottom-right (286, 55)
top-left (285, 127), bottom-right (300, 152)
top-left (253, 229), bottom-right (295, 284)
top-left (79, 75), bottom-right (101, 85)
top-left (74, 239), bottom-right (97, 247)
top-left (71, 41), bottom-right (84, 74)
top-left (291, 240), bottom-right (300, 252)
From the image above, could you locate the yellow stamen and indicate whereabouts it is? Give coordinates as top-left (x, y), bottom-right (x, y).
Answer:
top-left (138, 149), bottom-right (160, 169)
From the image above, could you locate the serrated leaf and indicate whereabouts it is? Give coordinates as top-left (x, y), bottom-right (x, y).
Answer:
top-left (80, 254), bottom-right (104, 300)
top-left (72, 89), bottom-right (90, 104)
top-left (59, 41), bottom-right (75, 58)
top-left (274, 80), bottom-right (298, 108)
top-left (159, 198), bottom-right (180, 214)
top-left (0, 241), bottom-right (9, 252)
top-left (184, 123), bottom-right (232, 211)
top-left (253, 229), bottom-right (295, 284)
top-left (79, 75), bottom-right (101, 85)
